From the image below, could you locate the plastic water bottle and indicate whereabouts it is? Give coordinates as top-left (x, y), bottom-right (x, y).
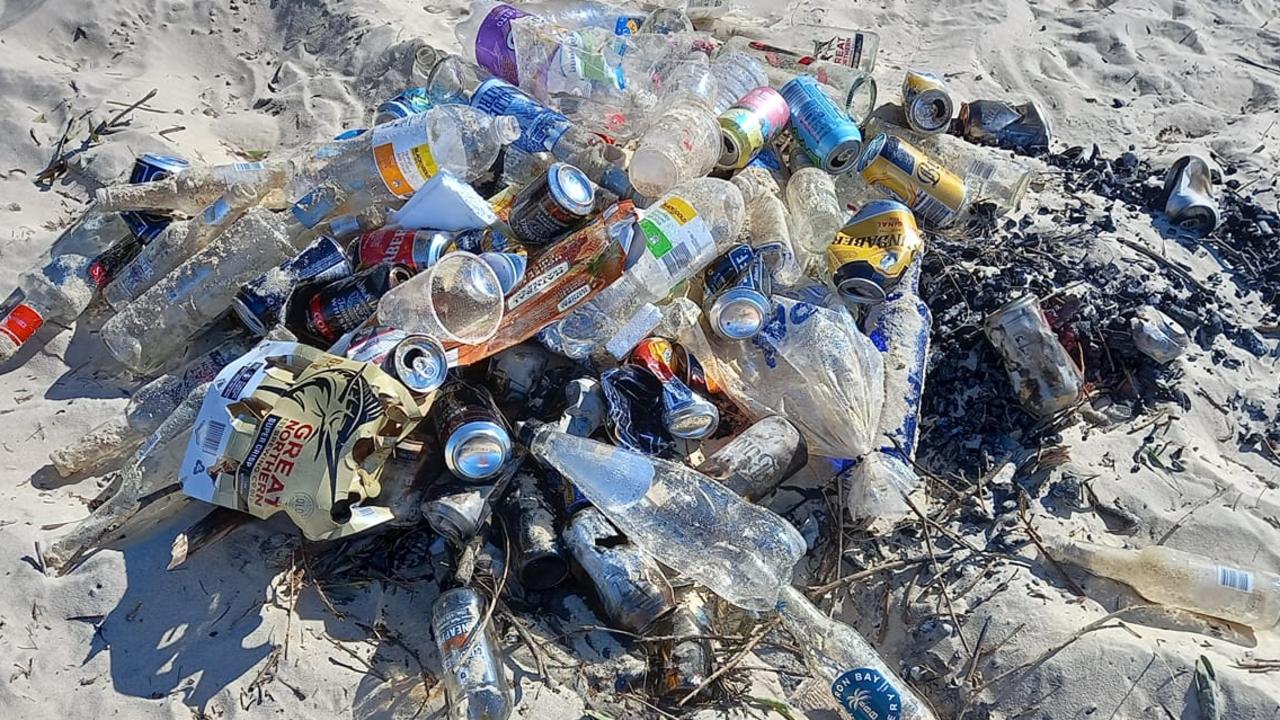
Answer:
top-left (730, 167), bottom-right (804, 286)
top-left (786, 167), bottom-right (848, 258)
top-left (629, 55), bottom-right (722, 197)
top-left (521, 419), bottom-right (806, 610)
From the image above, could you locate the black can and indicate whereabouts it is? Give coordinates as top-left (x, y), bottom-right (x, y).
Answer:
top-left (233, 236), bottom-right (353, 336)
top-left (429, 380), bottom-right (513, 483)
top-left (503, 471), bottom-right (570, 590)
top-left (507, 162), bottom-right (596, 247)
top-left (292, 263), bottom-right (412, 344)
top-left (89, 153), bottom-right (191, 288)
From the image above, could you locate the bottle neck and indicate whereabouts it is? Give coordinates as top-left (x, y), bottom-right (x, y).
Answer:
top-left (1052, 539), bottom-right (1135, 580)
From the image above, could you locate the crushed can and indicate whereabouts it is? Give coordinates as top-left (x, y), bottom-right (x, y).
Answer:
top-left (957, 99), bottom-right (1052, 154)
top-left (827, 199), bottom-right (925, 303)
top-left (1159, 155), bottom-right (1219, 237)
top-left (984, 294), bottom-right (1084, 416)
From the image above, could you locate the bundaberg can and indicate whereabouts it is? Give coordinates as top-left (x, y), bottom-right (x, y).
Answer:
top-left (717, 86), bottom-right (791, 170)
top-left (354, 228), bottom-right (456, 271)
top-left (857, 133), bottom-right (966, 227)
top-left (827, 199), bottom-right (924, 303)
top-left (780, 75), bottom-right (862, 174)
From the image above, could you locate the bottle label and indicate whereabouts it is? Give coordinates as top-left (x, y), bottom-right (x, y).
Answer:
top-left (637, 197), bottom-right (714, 281)
top-left (0, 303), bottom-right (45, 347)
top-left (474, 3), bottom-right (530, 84)
top-left (370, 119), bottom-right (439, 198)
top-left (1216, 565), bottom-right (1255, 593)
top-left (812, 33), bottom-right (868, 69)
top-left (832, 668), bottom-right (903, 720)
top-left (470, 79), bottom-right (571, 154)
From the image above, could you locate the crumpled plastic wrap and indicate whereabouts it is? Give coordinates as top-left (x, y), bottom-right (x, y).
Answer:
top-left (666, 296), bottom-right (885, 458)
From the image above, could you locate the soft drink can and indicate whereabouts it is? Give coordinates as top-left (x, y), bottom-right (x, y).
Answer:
top-left (374, 87), bottom-right (433, 125)
top-left (430, 380), bottom-right (513, 482)
top-left (857, 133), bottom-right (966, 227)
top-left (702, 244), bottom-right (755, 292)
top-left (344, 325), bottom-right (449, 394)
top-left (90, 154), bottom-right (191, 288)
top-left (827, 199), bottom-right (924, 303)
top-left (232, 236), bottom-right (353, 335)
top-left (297, 263), bottom-right (413, 343)
top-left (780, 76), bottom-right (862, 174)
top-left (354, 228), bottom-right (457, 271)
top-left (630, 338), bottom-right (720, 439)
top-left (507, 163), bottom-right (596, 247)
top-left (901, 70), bottom-right (953, 134)
top-left (705, 252), bottom-right (772, 340)
top-left (717, 86), bottom-right (791, 170)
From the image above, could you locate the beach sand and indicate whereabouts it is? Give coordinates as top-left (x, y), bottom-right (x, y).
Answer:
top-left (0, 0), bottom-right (1277, 718)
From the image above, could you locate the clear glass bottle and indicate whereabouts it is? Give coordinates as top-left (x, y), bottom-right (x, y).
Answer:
top-left (1050, 538), bottom-right (1280, 629)
top-left (522, 420), bottom-right (806, 610)
top-left (100, 209), bottom-right (303, 374)
top-left (862, 116), bottom-right (1032, 215)
top-left (0, 213), bottom-right (134, 362)
top-left (432, 586), bottom-right (515, 720)
top-left (719, 35), bottom-right (876, 122)
top-left (48, 334), bottom-right (255, 477)
top-left (708, 19), bottom-right (880, 73)
top-left (776, 586), bottom-right (938, 719)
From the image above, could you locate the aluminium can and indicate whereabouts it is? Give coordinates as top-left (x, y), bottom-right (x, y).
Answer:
top-left (430, 380), bottom-right (513, 482)
top-left (717, 86), bottom-right (791, 170)
top-left (296, 263), bottom-right (413, 343)
top-left (233, 235), bottom-right (353, 336)
top-left (983, 294), bottom-right (1083, 416)
top-left (856, 133), bottom-right (966, 228)
top-left (827, 199), bottom-right (924, 303)
top-left (705, 251), bottom-right (772, 340)
top-left (780, 75), bottom-right (862, 174)
top-left (506, 162), bottom-right (596, 247)
top-left (901, 70), bottom-right (953, 134)
top-left (344, 325), bottom-right (449, 394)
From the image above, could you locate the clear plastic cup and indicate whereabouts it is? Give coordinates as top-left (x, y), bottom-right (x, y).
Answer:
top-left (376, 251), bottom-right (505, 345)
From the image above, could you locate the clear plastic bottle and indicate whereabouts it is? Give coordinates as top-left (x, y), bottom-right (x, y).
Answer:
top-left (776, 586), bottom-right (938, 719)
top-left (521, 420), bottom-right (806, 610)
top-left (786, 167), bottom-right (848, 257)
top-left (719, 35), bottom-right (877, 122)
top-left (730, 167), bottom-right (803, 286)
top-left (555, 177), bottom-right (745, 355)
top-left (48, 334), bottom-right (255, 477)
top-left (100, 209), bottom-right (303, 373)
top-left (709, 51), bottom-right (768, 113)
top-left (847, 260), bottom-right (931, 523)
top-left (93, 162), bottom-right (286, 216)
top-left (862, 116), bottom-right (1032, 215)
top-left (629, 56), bottom-right (722, 197)
top-left (1049, 538), bottom-right (1280, 629)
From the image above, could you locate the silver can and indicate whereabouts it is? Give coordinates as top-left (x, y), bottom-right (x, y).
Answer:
top-left (430, 380), bottom-right (513, 482)
top-left (983, 294), bottom-right (1083, 416)
top-left (563, 507), bottom-right (675, 633)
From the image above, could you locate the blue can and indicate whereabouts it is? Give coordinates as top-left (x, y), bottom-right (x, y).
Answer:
top-left (232, 235), bottom-right (354, 336)
top-left (703, 244), bottom-right (756, 294)
top-left (374, 87), bottom-right (433, 125)
top-left (780, 76), bottom-right (862, 174)
top-left (705, 252), bottom-right (773, 340)
top-left (470, 79), bottom-right (573, 155)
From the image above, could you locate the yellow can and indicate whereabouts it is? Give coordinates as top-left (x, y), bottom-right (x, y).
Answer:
top-left (827, 199), bottom-right (925, 303)
top-left (856, 133), bottom-right (966, 227)
top-left (901, 70), bottom-right (953, 134)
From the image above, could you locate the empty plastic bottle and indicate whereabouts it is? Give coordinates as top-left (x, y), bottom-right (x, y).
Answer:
top-left (521, 419), bottom-right (806, 610)
top-left (731, 167), bottom-right (804, 285)
top-left (709, 51), bottom-right (769, 114)
top-left (93, 162), bottom-right (285, 216)
top-left (48, 333), bottom-right (256, 477)
top-left (1048, 537), bottom-right (1280, 629)
top-left (0, 213), bottom-right (136, 363)
top-left (776, 586), bottom-right (938, 719)
top-left (629, 55), bottom-right (722, 197)
top-left (555, 177), bottom-right (745, 356)
top-left (100, 208), bottom-right (305, 373)
top-left (786, 167), bottom-right (848, 259)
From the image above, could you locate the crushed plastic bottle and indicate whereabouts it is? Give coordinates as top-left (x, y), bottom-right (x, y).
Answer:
top-left (521, 419), bottom-right (806, 610)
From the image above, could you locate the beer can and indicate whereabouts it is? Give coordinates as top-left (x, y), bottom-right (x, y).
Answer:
top-left (702, 244), bottom-right (755, 293)
top-left (717, 86), bottom-right (791, 170)
top-left (695, 415), bottom-right (808, 501)
top-left (507, 162), bottom-right (596, 247)
top-left (563, 507), bottom-right (676, 632)
top-left (296, 263), bottom-right (413, 343)
top-left (344, 325), bottom-right (449, 394)
top-left (373, 87), bottom-right (433, 125)
top-left (430, 380), bottom-right (513, 482)
top-left (705, 251), bottom-right (772, 340)
top-left (901, 70), bottom-right (953, 134)
top-left (233, 236), bottom-right (354, 336)
top-left (354, 228), bottom-right (456, 272)
top-left (857, 133), bottom-right (966, 227)
top-left (780, 76), bottom-right (862, 174)
top-left (983, 294), bottom-right (1083, 416)
top-left (90, 154), bottom-right (191, 288)
top-left (630, 338), bottom-right (720, 439)
top-left (827, 199), bottom-right (924, 303)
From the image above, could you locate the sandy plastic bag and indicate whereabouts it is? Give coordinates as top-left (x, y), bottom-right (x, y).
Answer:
top-left (180, 340), bottom-right (423, 540)
top-left (669, 296), bottom-right (884, 458)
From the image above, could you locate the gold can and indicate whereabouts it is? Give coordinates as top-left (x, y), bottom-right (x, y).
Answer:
top-left (827, 199), bottom-right (924, 303)
top-left (856, 133), bottom-right (966, 227)
top-left (901, 70), bottom-right (953, 134)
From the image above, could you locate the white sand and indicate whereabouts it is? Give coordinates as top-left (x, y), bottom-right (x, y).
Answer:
top-left (1, 0), bottom-right (1278, 718)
